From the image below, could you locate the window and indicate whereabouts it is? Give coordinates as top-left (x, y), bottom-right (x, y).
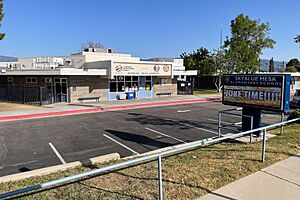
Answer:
top-left (146, 76), bottom-right (152, 91)
top-left (7, 77), bottom-right (14, 86)
top-left (109, 82), bottom-right (117, 92)
top-left (26, 77), bottom-right (37, 83)
top-left (7, 77), bottom-right (13, 82)
top-left (109, 76), bottom-right (139, 92)
top-left (45, 78), bottom-right (52, 83)
top-left (161, 79), bottom-right (169, 85)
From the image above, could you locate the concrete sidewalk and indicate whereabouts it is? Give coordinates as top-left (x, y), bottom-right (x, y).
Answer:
top-left (198, 153), bottom-right (300, 200)
top-left (0, 95), bottom-right (221, 121)
top-left (69, 94), bottom-right (221, 108)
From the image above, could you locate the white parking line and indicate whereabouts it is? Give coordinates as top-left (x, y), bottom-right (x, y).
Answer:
top-left (49, 143), bottom-right (67, 164)
top-left (103, 134), bottom-right (139, 155)
top-left (145, 127), bottom-right (186, 143)
top-left (177, 110), bottom-right (191, 113)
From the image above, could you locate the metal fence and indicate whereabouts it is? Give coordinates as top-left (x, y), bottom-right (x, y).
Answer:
top-left (177, 81), bottom-right (194, 95)
top-left (0, 86), bottom-right (52, 106)
top-left (218, 107), bottom-right (254, 142)
top-left (0, 118), bottom-right (299, 199)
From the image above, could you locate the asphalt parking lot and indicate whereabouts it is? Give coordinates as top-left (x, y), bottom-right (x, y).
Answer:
top-left (0, 101), bottom-right (285, 177)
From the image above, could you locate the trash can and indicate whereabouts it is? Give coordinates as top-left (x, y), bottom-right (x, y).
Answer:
top-left (118, 93), bottom-right (127, 100)
top-left (127, 92), bottom-right (135, 99)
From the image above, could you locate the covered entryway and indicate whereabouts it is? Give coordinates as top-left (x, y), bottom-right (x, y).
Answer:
top-left (54, 78), bottom-right (68, 102)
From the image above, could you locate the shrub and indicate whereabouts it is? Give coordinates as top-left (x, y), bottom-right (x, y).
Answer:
top-left (287, 109), bottom-right (300, 123)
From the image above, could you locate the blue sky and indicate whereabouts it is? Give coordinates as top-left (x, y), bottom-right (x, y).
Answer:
top-left (0, 0), bottom-right (299, 61)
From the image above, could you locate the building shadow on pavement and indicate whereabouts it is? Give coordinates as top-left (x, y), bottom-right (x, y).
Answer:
top-left (125, 112), bottom-right (218, 132)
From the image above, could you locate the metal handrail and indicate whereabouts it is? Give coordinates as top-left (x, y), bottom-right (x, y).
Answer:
top-left (1, 118), bottom-right (299, 199)
top-left (218, 107), bottom-right (254, 142)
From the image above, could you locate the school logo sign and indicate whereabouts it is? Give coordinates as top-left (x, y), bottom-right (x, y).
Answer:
top-left (115, 65), bottom-right (123, 72)
top-left (163, 65), bottom-right (170, 72)
top-left (222, 74), bottom-right (291, 112)
top-left (153, 65), bottom-right (160, 72)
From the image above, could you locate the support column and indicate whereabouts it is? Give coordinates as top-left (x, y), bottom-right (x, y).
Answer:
top-left (242, 106), bottom-right (262, 137)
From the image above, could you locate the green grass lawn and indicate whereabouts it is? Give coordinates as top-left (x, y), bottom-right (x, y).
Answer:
top-left (0, 124), bottom-right (300, 199)
top-left (193, 88), bottom-right (219, 95)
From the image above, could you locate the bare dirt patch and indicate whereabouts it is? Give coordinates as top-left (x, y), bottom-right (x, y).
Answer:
top-left (0, 102), bottom-right (41, 112)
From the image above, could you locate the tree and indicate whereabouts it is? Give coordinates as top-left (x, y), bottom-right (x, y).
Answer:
top-left (269, 57), bottom-right (274, 72)
top-left (224, 14), bottom-right (276, 73)
top-left (285, 66), bottom-right (297, 72)
top-left (286, 58), bottom-right (300, 72)
top-left (295, 35), bottom-right (300, 44)
top-left (0, 0), bottom-right (4, 40)
top-left (287, 58), bottom-right (300, 68)
top-left (81, 41), bottom-right (105, 50)
top-left (180, 47), bottom-right (213, 76)
top-left (211, 49), bottom-right (230, 93)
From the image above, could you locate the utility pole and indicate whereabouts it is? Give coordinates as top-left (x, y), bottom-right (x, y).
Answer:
top-left (220, 23), bottom-right (223, 50)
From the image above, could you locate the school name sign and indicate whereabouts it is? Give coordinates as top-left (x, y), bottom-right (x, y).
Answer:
top-left (222, 74), bottom-right (291, 112)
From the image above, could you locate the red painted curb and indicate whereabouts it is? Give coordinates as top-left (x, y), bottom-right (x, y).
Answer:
top-left (0, 97), bottom-right (221, 121)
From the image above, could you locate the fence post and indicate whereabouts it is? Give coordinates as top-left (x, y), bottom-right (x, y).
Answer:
top-left (158, 155), bottom-right (163, 200)
top-left (7, 86), bottom-right (10, 101)
top-left (250, 116), bottom-right (253, 143)
top-left (39, 87), bottom-right (43, 106)
top-left (22, 86), bottom-right (25, 104)
top-left (218, 112), bottom-right (221, 138)
top-left (280, 113), bottom-right (284, 135)
top-left (261, 128), bottom-right (267, 162)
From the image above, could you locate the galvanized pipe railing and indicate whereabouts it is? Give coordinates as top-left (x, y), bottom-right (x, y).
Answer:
top-left (1, 118), bottom-right (299, 199)
top-left (218, 107), bottom-right (254, 142)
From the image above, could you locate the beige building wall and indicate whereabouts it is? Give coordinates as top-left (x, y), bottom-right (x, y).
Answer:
top-left (153, 77), bottom-right (177, 96)
top-left (82, 52), bottom-right (140, 63)
top-left (68, 76), bottom-right (107, 103)
top-left (18, 58), bottom-right (35, 69)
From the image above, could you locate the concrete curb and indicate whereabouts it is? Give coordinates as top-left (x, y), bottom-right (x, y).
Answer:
top-left (0, 153), bottom-right (120, 183)
top-left (0, 97), bottom-right (221, 122)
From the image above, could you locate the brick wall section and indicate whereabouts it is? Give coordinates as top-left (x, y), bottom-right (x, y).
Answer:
top-left (69, 76), bottom-right (107, 103)
top-left (152, 77), bottom-right (177, 97)
top-left (153, 84), bottom-right (177, 96)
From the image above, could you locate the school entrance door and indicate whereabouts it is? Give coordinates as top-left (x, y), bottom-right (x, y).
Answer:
top-left (54, 78), bottom-right (68, 102)
top-left (139, 76), bottom-right (153, 98)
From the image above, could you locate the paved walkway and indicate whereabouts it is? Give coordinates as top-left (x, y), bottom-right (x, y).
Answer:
top-left (69, 94), bottom-right (221, 108)
top-left (0, 95), bottom-right (221, 121)
top-left (198, 153), bottom-right (300, 200)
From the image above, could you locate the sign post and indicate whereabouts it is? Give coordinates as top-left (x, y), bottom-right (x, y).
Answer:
top-left (222, 74), bottom-right (291, 137)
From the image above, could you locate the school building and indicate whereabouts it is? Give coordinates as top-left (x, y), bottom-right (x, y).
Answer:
top-left (0, 48), bottom-right (197, 104)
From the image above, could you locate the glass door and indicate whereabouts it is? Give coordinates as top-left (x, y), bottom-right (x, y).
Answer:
top-left (139, 77), bottom-right (146, 98)
top-left (45, 77), bottom-right (53, 103)
top-left (145, 76), bottom-right (153, 98)
top-left (54, 78), bottom-right (68, 102)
